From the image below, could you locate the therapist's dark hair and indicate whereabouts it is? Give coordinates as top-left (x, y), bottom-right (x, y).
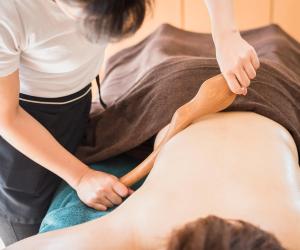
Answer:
top-left (64, 0), bottom-right (153, 42)
top-left (167, 216), bottom-right (286, 250)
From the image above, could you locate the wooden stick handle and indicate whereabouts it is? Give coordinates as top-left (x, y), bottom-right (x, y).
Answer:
top-left (120, 74), bottom-right (236, 187)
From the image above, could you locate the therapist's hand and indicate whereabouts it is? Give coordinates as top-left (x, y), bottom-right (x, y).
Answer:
top-left (214, 31), bottom-right (260, 95)
top-left (75, 169), bottom-right (130, 211)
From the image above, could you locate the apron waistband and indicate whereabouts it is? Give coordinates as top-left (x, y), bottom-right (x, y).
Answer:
top-left (19, 83), bottom-right (92, 105)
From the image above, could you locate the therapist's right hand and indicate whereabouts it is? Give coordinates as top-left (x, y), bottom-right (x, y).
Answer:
top-left (74, 169), bottom-right (130, 211)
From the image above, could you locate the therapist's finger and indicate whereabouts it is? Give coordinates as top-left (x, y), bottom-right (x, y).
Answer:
top-left (235, 68), bottom-right (250, 88)
top-left (106, 190), bottom-right (123, 205)
top-left (224, 72), bottom-right (244, 95)
top-left (250, 48), bottom-right (260, 70)
top-left (112, 181), bottom-right (129, 198)
top-left (91, 195), bottom-right (114, 208)
top-left (99, 196), bottom-right (114, 208)
top-left (87, 202), bottom-right (107, 211)
top-left (243, 61), bottom-right (256, 80)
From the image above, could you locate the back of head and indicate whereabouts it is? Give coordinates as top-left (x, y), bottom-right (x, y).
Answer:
top-left (167, 216), bottom-right (286, 250)
top-left (61, 0), bottom-right (153, 42)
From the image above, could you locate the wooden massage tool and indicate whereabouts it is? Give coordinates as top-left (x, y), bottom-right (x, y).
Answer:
top-left (120, 74), bottom-right (237, 187)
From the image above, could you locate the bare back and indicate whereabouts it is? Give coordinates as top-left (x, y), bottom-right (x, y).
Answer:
top-left (121, 111), bottom-right (300, 249)
top-left (7, 112), bottom-right (300, 250)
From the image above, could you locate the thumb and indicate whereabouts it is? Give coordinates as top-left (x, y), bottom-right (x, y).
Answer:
top-left (112, 181), bottom-right (129, 198)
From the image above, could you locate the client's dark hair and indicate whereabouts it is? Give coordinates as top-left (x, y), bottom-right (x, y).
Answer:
top-left (62, 0), bottom-right (153, 42)
top-left (167, 216), bottom-right (286, 250)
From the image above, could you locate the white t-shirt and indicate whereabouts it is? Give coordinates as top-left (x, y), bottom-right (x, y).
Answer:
top-left (0, 0), bottom-right (107, 98)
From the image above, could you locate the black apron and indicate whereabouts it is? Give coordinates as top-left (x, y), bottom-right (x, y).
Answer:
top-left (0, 82), bottom-right (93, 224)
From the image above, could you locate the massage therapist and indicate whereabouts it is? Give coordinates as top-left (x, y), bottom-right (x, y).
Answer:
top-left (0, 0), bottom-right (260, 246)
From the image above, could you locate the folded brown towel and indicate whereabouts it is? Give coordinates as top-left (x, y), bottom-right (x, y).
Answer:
top-left (76, 24), bottom-right (300, 164)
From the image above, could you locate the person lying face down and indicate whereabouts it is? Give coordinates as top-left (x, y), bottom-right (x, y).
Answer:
top-left (6, 110), bottom-right (300, 250)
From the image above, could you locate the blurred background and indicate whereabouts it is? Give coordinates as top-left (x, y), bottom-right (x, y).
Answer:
top-left (105, 0), bottom-right (300, 59)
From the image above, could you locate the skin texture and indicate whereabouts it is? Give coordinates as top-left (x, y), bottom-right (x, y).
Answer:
top-left (6, 112), bottom-right (300, 250)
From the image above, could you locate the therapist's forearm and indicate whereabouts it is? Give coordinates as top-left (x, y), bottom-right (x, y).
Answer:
top-left (204, 0), bottom-right (239, 43)
top-left (0, 106), bottom-right (89, 188)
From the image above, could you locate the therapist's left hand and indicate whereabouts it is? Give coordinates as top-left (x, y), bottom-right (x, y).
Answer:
top-left (214, 31), bottom-right (260, 95)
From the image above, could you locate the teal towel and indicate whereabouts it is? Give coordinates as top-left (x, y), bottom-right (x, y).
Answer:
top-left (39, 154), bottom-right (145, 233)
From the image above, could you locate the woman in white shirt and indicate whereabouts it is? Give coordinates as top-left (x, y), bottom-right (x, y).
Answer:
top-left (0, 0), bottom-right (152, 245)
top-left (0, 0), bottom-right (259, 246)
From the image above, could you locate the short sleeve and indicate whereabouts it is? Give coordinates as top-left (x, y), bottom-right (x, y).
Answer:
top-left (0, 1), bottom-right (23, 77)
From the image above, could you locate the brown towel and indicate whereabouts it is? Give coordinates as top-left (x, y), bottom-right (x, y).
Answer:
top-left (76, 24), bottom-right (300, 164)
